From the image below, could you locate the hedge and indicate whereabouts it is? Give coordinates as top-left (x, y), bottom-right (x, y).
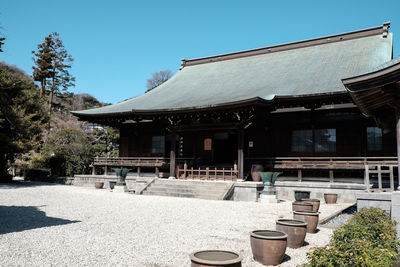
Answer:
top-left (24, 168), bottom-right (50, 181)
top-left (305, 207), bottom-right (399, 267)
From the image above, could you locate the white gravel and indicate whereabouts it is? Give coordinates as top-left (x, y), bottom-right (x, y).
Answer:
top-left (0, 182), bottom-right (350, 266)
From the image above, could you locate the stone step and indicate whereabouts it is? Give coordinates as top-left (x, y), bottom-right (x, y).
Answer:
top-left (142, 179), bottom-right (233, 200)
top-left (142, 190), bottom-right (223, 200)
top-left (153, 179), bottom-right (232, 187)
top-left (145, 187), bottom-right (223, 196)
top-left (147, 183), bottom-right (228, 192)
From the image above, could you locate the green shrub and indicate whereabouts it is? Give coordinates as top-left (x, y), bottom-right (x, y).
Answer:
top-left (305, 207), bottom-right (399, 267)
top-left (24, 168), bottom-right (50, 181)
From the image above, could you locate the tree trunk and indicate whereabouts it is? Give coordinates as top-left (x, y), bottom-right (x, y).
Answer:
top-left (40, 79), bottom-right (46, 98)
top-left (0, 152), bottom-right (9, 182)
top-left (48, 90), bottom-right (53, 114)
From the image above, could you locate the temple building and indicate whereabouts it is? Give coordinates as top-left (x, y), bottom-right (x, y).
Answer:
top-left (73, 23), bottom-right (400, 201)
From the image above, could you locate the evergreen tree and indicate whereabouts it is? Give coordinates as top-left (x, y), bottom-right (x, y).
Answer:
top-left (0, 63), bottom-right (48, 181)
top-left (0, 37), bottom-right (5, 52)
top-left (32, 32), bottom-right (75, 112)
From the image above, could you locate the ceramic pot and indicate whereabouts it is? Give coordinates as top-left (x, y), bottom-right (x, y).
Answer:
top-left (109, 181), bottom-right (116, 189)
top-left (250, 164), bottom-right (264, 182)
top-left (293, 211), bottom-right (320, 233)
top-left (190, 250), bottom-right (242, 267)
top-left (95, 182), bottom-right (104, 189)
top-left (324, 193), bottom-right (338, 204)
top-left (301, 199), bottom-right (320, 212)
top-left (250, 230), bottom-right (287, 266)
top-left (276, 219), bottom-right (307, 248)
top-left (292, 201), bottom-right (313, 212)
top-left (294, 191), bottom-right (310, 201)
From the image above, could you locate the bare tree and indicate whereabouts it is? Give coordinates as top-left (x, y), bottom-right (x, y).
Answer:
top-left (146, 70), bottom-right (172, 92)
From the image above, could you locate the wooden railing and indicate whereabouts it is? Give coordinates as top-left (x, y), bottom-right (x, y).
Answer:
top-left (177, 165), bottom-right (238, 181)
top-left (93, 157), bottom-right (169, 167)
top-left (91, 157), bottom-right (196, 177)
top-left (247, 157), bottom-right (398, 190)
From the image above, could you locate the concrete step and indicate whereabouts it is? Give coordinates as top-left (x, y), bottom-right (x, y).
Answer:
top-left (145, 187), bottom-right (223, 196)
top-left (142, 190), bottom-right (223, 200)
top-left (142, 179), bottom-right (233, 200)
top-left (153, 179), bottom-right (232, 187)
top-left (149, 183), bottom-right (230, 191)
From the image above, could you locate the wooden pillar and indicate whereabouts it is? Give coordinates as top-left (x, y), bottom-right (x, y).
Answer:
top-left (238, 129), bottom-right (244, 180)
top-left (169, 132), bottom-right (177, 178)
top-left (364, 165), bottom-right (370, 192)
top-left (396, 109), bottom-right (400, 190)
top-left (329, 170), bottom-right (334, 183)
top-left (390, 166), bottom-right (394, 191)
top-left (104, 165), bottom-right (108, 176)
top-left (377, 165), bottom-right (382, 190)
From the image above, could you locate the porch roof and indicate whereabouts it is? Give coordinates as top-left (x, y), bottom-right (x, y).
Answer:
top-left (73, 24), bottom-right (393, 118)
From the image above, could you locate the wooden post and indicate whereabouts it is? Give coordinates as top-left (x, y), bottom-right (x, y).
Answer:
top-left (390, 166), bottom-right (394, 191)
top-left (329, 170), bottom-right (334, 183)
top-left (297, 169), bottom-right (302, 182)
top-left (364, 165), bottom-right (370, 192)
top-left (396, 109), bottom-right (400, 190)
top-left (377, 165), bottom-right (382, 190)
top-left (104, 165), bottom-right (108, 176)
top-left (206, 167), bottom-right (209, 180)
top-left (155, 167), bottom-right (159, 178)
top-left (183, 162), bottom-right (187, 179)
top-left (137, 166), bottom-right (141, 177)
top-left (169, 132), bottom-right (177, 178)
top-left (238, 129), bottom-right (244, 180)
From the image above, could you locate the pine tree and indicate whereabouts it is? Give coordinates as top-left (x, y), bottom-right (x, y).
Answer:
top-left (32, 32), bottom-right (75, 112)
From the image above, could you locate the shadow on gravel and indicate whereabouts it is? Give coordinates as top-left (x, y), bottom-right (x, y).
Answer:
top-left (0, 181), bottom-right (58, 189)
top-left (0, 206), bottom-right (80, 234)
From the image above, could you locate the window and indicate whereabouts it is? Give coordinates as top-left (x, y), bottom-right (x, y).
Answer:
top-left (152, 136), bottom-right (165, 154)
top-left (292, 130), bottom-right (313, 152)
top-left (367, 127), bottom-right (382, 151)
top-left (291, 129), bottom-right (336, 152)
top-left (315, 129), bottom-right (336, 152)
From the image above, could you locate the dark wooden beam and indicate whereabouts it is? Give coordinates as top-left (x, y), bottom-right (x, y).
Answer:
top-left (238, 129), bottom-right (244, 180)
top-left (169, 132), bottom-right (177, 178)
top-left (396, 109), bottom-right (400, 190)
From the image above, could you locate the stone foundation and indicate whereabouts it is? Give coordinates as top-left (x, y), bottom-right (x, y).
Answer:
top-left (73, 175), bottom-right (138, 191)
top-left (275, 181), bottom-right (367, 203)
top-left (232, 182), bottom-right (264, 201)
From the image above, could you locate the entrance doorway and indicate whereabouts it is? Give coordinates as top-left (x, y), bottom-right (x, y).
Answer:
top-left (213, 132), bottom-right (238, 165)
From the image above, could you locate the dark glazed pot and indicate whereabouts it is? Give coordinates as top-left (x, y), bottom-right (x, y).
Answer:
top-left (95, 182), bottom-right (104, 189)
top-left (301, 199), bottom-right (320, 212)
top-left (324, 193), bottom-right (338, 204)
top-left (276, 219), bottom-right (307, 248)
top-left (294, 191), bottom-right (310, 201)
top-left (190, 250), bottom-right (242, 267)
top-left (109, 181), bottom-right (116, 189)
top-left (293, 211), bottom-right (320, 233)
top-left (292, 201), bottom-right (313, 212)
top-left (250, 230), bottom-right (287, 266)
top-left (250, 164), bottom-right (264, 182)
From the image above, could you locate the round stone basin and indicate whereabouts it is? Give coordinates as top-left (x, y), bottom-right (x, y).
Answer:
top-left (251, 230), bottom-right (287, 239)
top-left (190, 250), bottom-right (242, 266)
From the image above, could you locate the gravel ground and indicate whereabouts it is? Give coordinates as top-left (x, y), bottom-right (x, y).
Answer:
top-left (0, 182), bottom-right (351, 266)
top-left (322, 205), bottom-right (356, 228)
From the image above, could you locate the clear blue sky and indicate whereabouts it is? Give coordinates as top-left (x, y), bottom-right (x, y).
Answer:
top-left (1, 0), bottom-right (400, 104)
